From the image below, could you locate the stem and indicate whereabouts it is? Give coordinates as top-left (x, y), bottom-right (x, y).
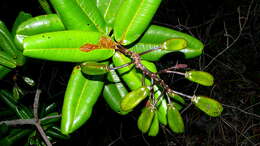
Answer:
top-left (116, 45), bottom-right (193, 99)
top-left (108, 61), bottom-right (134, 70)
top-left (138, 47), bottom-right (161, 56)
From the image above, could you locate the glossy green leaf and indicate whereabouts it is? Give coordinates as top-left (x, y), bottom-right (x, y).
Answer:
top-left (112, 52), bottom-right (142, 90)
top-left (0, 129), bottom-right (32, 146)
top-left (38, 0), bottom-right (53, 14)
top-left (120, 86), bottom-right (150, 111)
top-left (157, 98), bottom-right (167, 125)
top-left (80, 61), bottom-right (109, 75)
top-left (0, 89), bottom-right (17, 110)
top-left (0, 51), bottom-right (16, 68)
top-left (76, 0), bottom-right (109, 34)
top-left (16, 14), bottom-right (65, 36)
top-left (129, 43), bottom-right (172, 61)
top-left (23, 30), bottom-right (115, 62)
top-left (114, 0), bottom-right (162, 45)
top-left (191, 96), bottom-right (223, 117)
top-left (161, 38), bottom-right (187, 51)
top-left (140, 25), bottom-right (204, 59)
top-left (0, 65), bottom-right (11, 80)
top-left (50, 0), bottom-right (97, 31)
top-left (140, 60), bottom-right (157, 73)
top-left (185, 71), bottom-right (214, 86)
top-left (167, 104), bottom-right (184, 133)
top-left (0, 21), bottom-right (18, 57)
top-left (137, 106), bottom-right (155, 133)
top-left (61, 66), bottom-right (104, 135)
top-left (96, 0), bottom-right (124, 27)
top-left (11, 11), bottom-right (32, 36)
top-left (148, 111), bottom-right (159, 136)
top-left (103, 65), bottom-right (129, 115)
top-left (46, 126), bottom-right (70, 140)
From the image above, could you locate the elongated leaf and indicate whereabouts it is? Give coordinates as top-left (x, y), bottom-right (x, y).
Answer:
top-left (129, 43), bottom-right (172, 61)
top-left (0, 21), bottom-right (18, 57)
top-left (81, 61), bottom-right (109, 75)
top-left (38, 0), bottom-right (53, 14)
top-left (114, 0), bottom-right (162, 45)
top-left (140, 25), bottom-right (204, 59)
top-left (50, 0), bottom-right (97, 31)
top-left (96, 0), bottom-right (124, 27)
top-left (23, 31), bottom-right (115, 62)
top-left (112, 52), bottom-right (142, 90)
top-left (16, 14), bottom-right (65, 36)
top-left (103, 65), bottom-right (129, 115)
top-left (191, 96), bottom-right (223, 117)
top-left (11, 11), bottom-right (32, 36)
top-left (0, 65), bottom-right (11, 79)
top-left (0, 50), bottom-right (16, 65)
top-left (61, 66), bottom-right (104, 135)
top-left (76, 0), bottom-right (109, 34)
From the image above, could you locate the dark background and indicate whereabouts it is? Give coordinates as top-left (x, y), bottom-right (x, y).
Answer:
top-left (0, 0), bottom-right (260, 145)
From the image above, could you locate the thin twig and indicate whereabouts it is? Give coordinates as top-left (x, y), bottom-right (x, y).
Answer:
top-left (35, 122), bottom-right (52, 146)
top-left (222, 104), bottom-right (260, 119)
top-left (0, 119), bottom-right (35, 126)
top-left (33, 89), bottom-right (42, 121)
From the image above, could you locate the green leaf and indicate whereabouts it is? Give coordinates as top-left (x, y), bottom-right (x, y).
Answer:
top-left (0, 51), bottom-right (16, 68)
top-left (23, 31), bottom-right (115, 62)
top-left (96, 0), bottom-right (124, 27)
top-left (112, 52), bottom-right (143, 90)
top-left (114, 0), bottom-right (162, 45)
top-left (129, 43), bottom-right (172, 61)
top-left (120, 86), bottom-right (150, 111)
top-left (11, 11), bottom-right (32, 36)
top-left (137, 106), bottom-right (155, 133)
top-left (61, 66), bottom-right (104, 135)
top-left (191, 96), bottom-right (223, 117)
top-left (38, 0), bottom-right (53, 14)
top-left (0, 65), bottom-right (11, 80)
top-left (103, 65), bottom-right (129, 115)
top-left (16, 14), bottom-right (65, 36)
top-left (167, 104), bottom-right (184, 133)
top-left (185, 71), bottom-right (214, 86)
top-left (76, 0), bottom-right (109, 34)
top-left (50, 0), bottom-right (97, 31)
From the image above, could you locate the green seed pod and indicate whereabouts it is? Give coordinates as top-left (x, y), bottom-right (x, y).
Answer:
top-left (157, 98), bottom-right (167, 125)
top-left (191, 95), bottom-right (223, 117)
top-left (148, 111), bottom-right (159, 136)
top-left (185, 71), bottom-right (214, 86)
top-left (80, 61), bottom-right (109, 75)
top-left (167, 104), bottom-right (184, 133)
top-left (113, 0), bottom-right (162, 45)
top-left (139, 25), bottom-right (204, 59)
top-left (168, 93), bottom-right (185, 110)
top-left (161, 38), bottom-right (187, 51)
top-left (120, 86), bottom-right (150, 111)
top-left (137, 106), bottom-right (155, 133)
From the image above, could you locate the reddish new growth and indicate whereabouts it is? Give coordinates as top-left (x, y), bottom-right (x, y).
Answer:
top-left (80, 37), bottom-right (116, 52)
